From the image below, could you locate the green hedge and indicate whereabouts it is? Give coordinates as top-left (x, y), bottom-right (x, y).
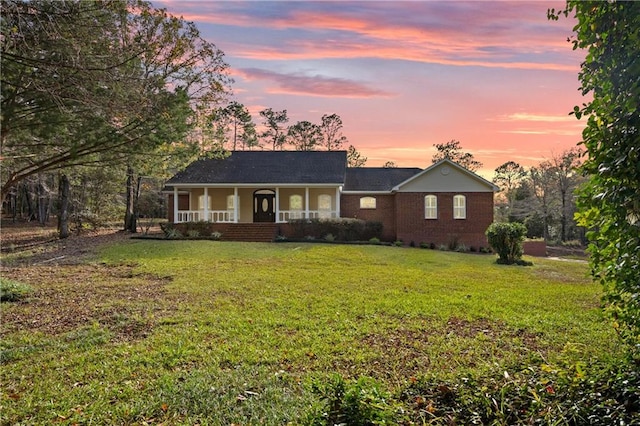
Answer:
top-left (286, 218), bottom-right (383, 242)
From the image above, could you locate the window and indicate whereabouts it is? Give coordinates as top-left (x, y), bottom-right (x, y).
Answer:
top-left (226, 195), bottom-right (236, 210)
top-left (318, 194), bottom-right (332, 218)
top-left (289, 194), bottom-right (303, 218)
top-left (198, 194), bottom-right (211, 210)
top-left (360, 196), bottom-right (376, 209)
top-left (453, 195), bottom-right (466, 219)
top-left (425, 195), bottom-right (437, 219)
top-left (290, 194), bottom-right (303, 210)
top-left (318, 194), bottom-right (332, 210)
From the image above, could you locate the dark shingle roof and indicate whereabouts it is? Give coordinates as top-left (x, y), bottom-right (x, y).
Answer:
top-left (166, 151), bottom-right (347, 185)
top-left (343, 167), bottom-right (422, 192)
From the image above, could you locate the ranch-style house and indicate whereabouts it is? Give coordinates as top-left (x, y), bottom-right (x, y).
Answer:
top-left (164, 151), bottom-right (498, 247)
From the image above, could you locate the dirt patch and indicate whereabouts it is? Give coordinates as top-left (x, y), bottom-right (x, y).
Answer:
top-left (1, 223), bottom-right (180, 342)
top-left (1, 220), bottom-right (136, 265)
top-left (1, 263), bottom-right (181, 341)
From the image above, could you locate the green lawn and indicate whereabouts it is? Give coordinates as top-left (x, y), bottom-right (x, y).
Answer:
top-left (0, 241), bottom-right (626, 424)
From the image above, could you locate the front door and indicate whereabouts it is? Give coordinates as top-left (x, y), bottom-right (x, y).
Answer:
top-left (253, 190), bottom-right (275, 222)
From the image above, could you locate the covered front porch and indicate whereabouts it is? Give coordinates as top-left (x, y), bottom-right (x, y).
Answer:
top-left (170, 185), bottom-right (341, 224)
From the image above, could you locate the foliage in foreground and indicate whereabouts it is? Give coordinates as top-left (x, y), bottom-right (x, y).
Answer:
top-left (0, 277), bottom-right (33, 302)
top-left (307, 357), bottom-right (639, 425)
top-left (551, 1), bottom-right (640, 357)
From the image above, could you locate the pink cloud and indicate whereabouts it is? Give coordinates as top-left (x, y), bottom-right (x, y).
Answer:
top-left (164, 2), bottom-right (581, 71)
top-left (236, 68), bottom-right (395, 98)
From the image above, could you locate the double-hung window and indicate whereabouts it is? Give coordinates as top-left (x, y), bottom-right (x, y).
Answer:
top-left (453, 195), bottom-right (466, 219)
top-left (425, 195), bottom-right (437, 219)
top-left (290, 194), bottom-right (303, 219)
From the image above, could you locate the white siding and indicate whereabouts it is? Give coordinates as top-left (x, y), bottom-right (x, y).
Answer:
top-left (396, 162), bottom-right (494, 193)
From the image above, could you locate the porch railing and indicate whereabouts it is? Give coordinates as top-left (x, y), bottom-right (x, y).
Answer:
top-left (278, 210), bottom-right (337, 222)
top-left (176, 209), bottom-right (338, 223)
top-left (176, 210), bottom-right (235, 223)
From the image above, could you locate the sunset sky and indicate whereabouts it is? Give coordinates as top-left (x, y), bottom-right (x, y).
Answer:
top-left (154, 1), bottom-right (586, 178)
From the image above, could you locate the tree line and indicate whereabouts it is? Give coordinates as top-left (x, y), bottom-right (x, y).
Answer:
top-left (208, 103), bottom-right (367, 165)
top-left (0, 0), bottom-right (368, 234)
top-left (493, 148), bottom-right (584, 244)
top-left (427, 140), bottom-right (585, 244)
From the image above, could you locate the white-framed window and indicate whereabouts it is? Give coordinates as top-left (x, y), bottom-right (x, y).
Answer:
top-left (198, 194), bottom-right (211, 210)
top-left (290, 194), bottom-right (303, 210)
top-left (360, 196), bottom-right (376, 209)
top-left (425, 195), bottom-right (437, 219)
top-left (226, 194), bottom-right (236, 210)
top-left (318, 194), bottom-right (332, 210)
top-left (318, 194), bottom-right (332, 218)
top-left (453, 194), bottom-right (466, 219)
top-left (289, 194), bottom-right (303, 219)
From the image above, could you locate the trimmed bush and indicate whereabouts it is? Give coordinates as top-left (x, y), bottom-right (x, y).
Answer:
top-left (286, 218), bottom-right (383, 242)
top-left (486, 222), bottom-right (528, 264)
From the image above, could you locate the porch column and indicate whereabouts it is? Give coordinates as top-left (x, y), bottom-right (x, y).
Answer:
top-left (335, 186), bottom-right (341, 218)
top-left (204, 187), bottom-right (209, 222)
top-left (173, 187), bottom-right (178, 223)
top-left (275, 187), bottom-right (280, 223)
top-left (305, 187), bottom-right (309, 219)
top-left (233, 187), bottom-right (239, 223)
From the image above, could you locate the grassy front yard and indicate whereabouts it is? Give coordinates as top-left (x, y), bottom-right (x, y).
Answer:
top-left (0, 240), bottom-right (629, 424)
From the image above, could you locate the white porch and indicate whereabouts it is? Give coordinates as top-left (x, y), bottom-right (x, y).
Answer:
top-left (171, 185), bottom-right (341, 224)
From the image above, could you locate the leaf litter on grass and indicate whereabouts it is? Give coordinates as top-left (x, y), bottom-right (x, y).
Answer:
top-left (0, 263), bottom-right (181, 342)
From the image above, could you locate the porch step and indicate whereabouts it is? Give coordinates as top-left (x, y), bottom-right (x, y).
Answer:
top-left (220, 223), bottom-right (278, 242)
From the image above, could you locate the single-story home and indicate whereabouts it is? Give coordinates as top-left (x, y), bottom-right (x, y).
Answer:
top-left (164, 151), bottom-right (498, 247)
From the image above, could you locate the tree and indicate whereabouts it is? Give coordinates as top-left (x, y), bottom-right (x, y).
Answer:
top-left (550, 148), bottom-right (584, 242)
top-left (287, 120), bottom-right (321, 151)
top-left (493, 161), bottom-right (526, 220)
top-left (259, 108), bottom-right (289, 150)
top-left (1, 0), bottom-right (230, 200)
top-left (347, 145), bottom-right (367, 167)
top-left (213, 101), bottom-right (257, 150)
top-left (551, 2), bottom-right (640, 354)
top-left (529, 161), bottom-right (557, 241)
top-left (432, 140), bottom-right (482, 171)
top-left (319, 114), bottom-right (348, 151)
top-left (383, 161), bottom-right (397, 168)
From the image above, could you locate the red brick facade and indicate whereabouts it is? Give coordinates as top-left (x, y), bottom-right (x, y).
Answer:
top-left (341, 192), bottom-right (493, 248)
top-left (340, 194), bottom-right (397, 241)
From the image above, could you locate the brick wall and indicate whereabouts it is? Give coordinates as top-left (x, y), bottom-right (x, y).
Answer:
top-left (340, 194), bottom-right (396, 241)
top-left (395, 192), bottom-right (494, 249)
top-left (167, 194), bottom-right (189, 223)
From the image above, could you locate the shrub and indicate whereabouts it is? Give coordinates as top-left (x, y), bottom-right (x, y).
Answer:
top-left (160, 223), bottom-right (183, 239)
top-left (419, 242), bottom-right (429, 249)
top-left (448, 235), bottom-right (460, 251)
top-left (486, 222), bottom-right (528, 265)
top-left (393, 240), bottom-right (403, 247)
top-left (368, 237), bottom-right (380, 244)
top-left (1, 278), bottom-right (33, 302)
top-left (186, 230), bottom-right (200, 238)
top-left (182, 221), bottom-right (212, 237)
top-left (324, 233), bottom-right (335, 242)
top-left (211, 231), bottom-right (222, 240)
top-left (286, 218), bottom-right (383, 242)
